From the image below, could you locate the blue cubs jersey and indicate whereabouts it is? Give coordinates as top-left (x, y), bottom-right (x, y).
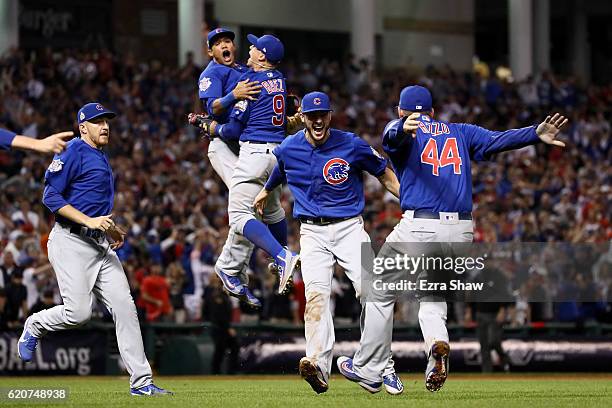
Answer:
top-left (230, 69), bottom-right (286, 143)
top-left (274, 129), bottom-right (388, 219)
top-left (198, 60), bottom-right (247, 123)
top-left (42, 138), bottom-right (114, 217)
top-left (382, 115), bottom-right (540, 213)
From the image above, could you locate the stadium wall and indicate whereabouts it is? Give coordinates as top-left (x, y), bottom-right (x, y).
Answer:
top-left (215, 0), bottom-right (475, 69)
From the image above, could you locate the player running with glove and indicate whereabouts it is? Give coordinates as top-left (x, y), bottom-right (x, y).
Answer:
top-left (254, 92), bottom-right (404, 395)
top-left (337, 85), bottom-right (568, 393)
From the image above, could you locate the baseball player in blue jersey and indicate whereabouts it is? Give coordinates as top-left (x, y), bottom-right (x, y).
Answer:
top-left (253, 92), bottom-right (403, 395)
top-left (0, 128), bottom-right (73, 154)
top-left (197, 34), bottom-right (299, 303)
top-left (337, 85), bottom-right (568, 393)
top-left (197, 27), bottom-right (260, 181)
top-left (17, 103), bottom-right (171, 396)
top-left (193, 27), bottom-right (262, 307)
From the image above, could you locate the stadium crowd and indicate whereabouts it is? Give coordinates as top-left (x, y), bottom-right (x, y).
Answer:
top-left (0, 47), bottom-right (610, 331)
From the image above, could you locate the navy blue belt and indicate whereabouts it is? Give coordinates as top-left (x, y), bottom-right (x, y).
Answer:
top-left (56, 216), bottom-right (104, 239)
top-left (298, 216), bottom-right (354, 226)
top-left (411, 210), bottom-right (472, 221)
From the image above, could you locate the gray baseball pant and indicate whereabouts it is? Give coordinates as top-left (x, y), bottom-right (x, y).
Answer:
top-left (28, 224), bottom-right (152, 389)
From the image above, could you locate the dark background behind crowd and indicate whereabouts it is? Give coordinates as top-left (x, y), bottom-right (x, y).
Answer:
top-left (0, 47), bottom-right (610, 332)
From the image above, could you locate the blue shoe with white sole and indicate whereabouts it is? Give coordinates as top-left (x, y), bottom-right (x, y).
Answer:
top-left (336, 356), bottom-right (382, 393)
top-left (18, 317), bottom-right (38, 362)
top-left (274, 247), bottom-right (299, 294)
top-left (215, 269), bottom-right (261, 308)
top-left (130, 384), bottom-right (173, 396)
top-left (383, 372), bottom-right (404, 395)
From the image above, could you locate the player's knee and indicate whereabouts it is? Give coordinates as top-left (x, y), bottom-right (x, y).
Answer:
top-left (65, 306), bottom-right (92, 326)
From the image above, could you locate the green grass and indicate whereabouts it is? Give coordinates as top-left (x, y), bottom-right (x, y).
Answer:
top-left (0, 374), bottom-right (611, 408)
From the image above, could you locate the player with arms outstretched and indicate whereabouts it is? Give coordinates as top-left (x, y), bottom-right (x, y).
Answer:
top-left (337, 85), bottom-right (567, 393)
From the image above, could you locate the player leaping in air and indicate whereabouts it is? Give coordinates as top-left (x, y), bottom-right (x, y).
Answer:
top-left (191, 27), bottom-right (263, 308)
top-left (193, 34), bottom-right (301, 303)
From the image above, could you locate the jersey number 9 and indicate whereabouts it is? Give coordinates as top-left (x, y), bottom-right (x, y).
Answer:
top-left (272, 95), bottom-right (285, 126)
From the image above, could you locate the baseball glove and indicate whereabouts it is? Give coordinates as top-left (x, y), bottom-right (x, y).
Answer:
top-left (187, 112), bottom-right (215, 138)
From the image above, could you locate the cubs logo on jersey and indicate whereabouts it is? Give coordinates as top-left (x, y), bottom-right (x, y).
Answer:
top-left (323, 158), bottom-right (350, 185)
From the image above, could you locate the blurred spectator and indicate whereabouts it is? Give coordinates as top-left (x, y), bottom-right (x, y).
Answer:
top-left (0, 288), bottom-right (8, 330)
top-left (168, 261), bottom-right (187, 323)
top-left (29, 289), bottom-right (57, 315)
top-left (4, 268), bottom-right (28, 327)
top-left (140, 263), bottom-right (172, 322)
top-left (202, 275), bottom-right (239, 374)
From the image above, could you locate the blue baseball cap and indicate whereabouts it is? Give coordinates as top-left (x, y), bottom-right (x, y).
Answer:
top-left (77, 103), bottom-right (116, 124)
top-left (247, 34), bottom-right (284, 64)
top-left (207, 27), bottom-right (235, 49)
top-left (301, 91), bottom-right (332, 113)
top-left (399, 85), bottom-right (433, 112)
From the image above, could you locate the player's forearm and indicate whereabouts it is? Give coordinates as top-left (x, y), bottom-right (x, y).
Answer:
top-left (10, 135), bottom-right (45, 152)
top-left (55, 204), bottom-right (94, 227)
top-left (378, 167), bottom-right (400, 198)
top-left (217, 119), bottom-right (244, 141)
top-left (210, 92), bottom-right (238, 116)
top-left (482, 126), bottom-right (540, 157)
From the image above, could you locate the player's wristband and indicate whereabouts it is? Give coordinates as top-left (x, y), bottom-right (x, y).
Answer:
top-left (219, 92), bottom-right (237, 109)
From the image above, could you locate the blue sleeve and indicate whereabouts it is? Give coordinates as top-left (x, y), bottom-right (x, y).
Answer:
top-left (0, 128), bottom-right (16, 150)
top-left (353, 136), bottom-right (388, 177)
top-left (42, 184), bottom-right (69, 213)
top-left (381, 118), bottom-right (412, 155)
top-left (264, 164), bottom-right (286, 191)
top-left (458, 123), bottom-right (540, 161)
top-left (218, 117), bottom-right (245, 141)
top-left (198, 70), bottom-right (223, 116)
top-left (43, 147), bottom-right (81, 200)
top-left (265, 144), bottom-right (288, 190)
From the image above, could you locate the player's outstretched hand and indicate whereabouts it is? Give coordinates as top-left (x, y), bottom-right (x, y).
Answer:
top-left (107, 224), bottom-right (127, 250)
top-left (253, 188), bottom-right (270, 216)
top-left (402, 112), bottom-right (421, 137)
top-left (232, 79), bottom-right (262, 101)
top-left (35, 131), bottom-right (74, 153)
top-left (86, 214), bottom-right (115, 232)
top-left (536, 113), bottom-right (568, 147)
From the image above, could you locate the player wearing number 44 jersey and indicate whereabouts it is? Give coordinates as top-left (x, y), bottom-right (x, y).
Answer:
top-left (339, 85), bottom-right (568, 394)
top-left (199, 34), bottom-right (299, 304)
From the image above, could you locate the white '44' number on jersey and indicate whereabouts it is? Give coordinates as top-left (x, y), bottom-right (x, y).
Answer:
top-left (420, 138), bottom-right (462, 176)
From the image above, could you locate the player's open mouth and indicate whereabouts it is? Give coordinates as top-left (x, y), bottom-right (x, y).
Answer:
top-left (312, 123), bottom-right (325, 137)
top-left (222, 50), bottom-right (231, 61)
